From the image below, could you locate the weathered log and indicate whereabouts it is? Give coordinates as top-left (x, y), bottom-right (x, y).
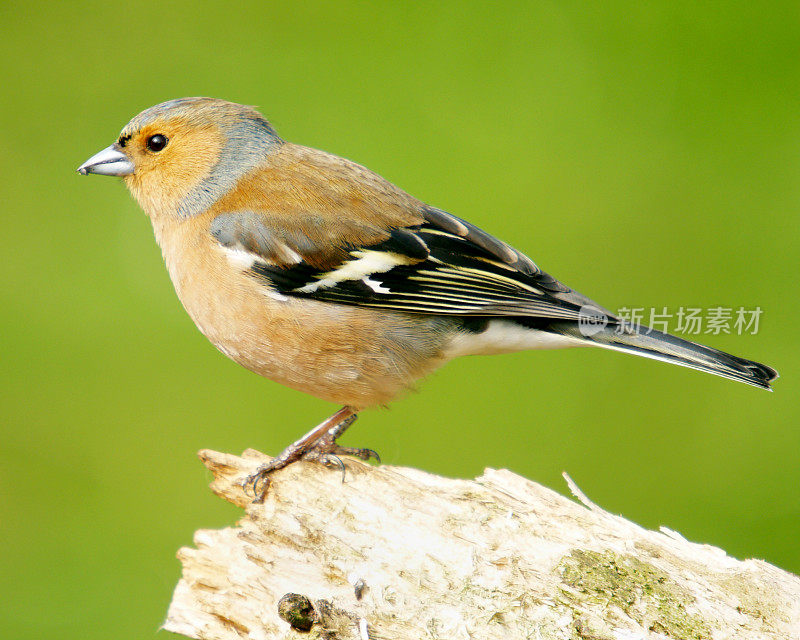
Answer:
top-left (164, 449), bottom-right (800, 639)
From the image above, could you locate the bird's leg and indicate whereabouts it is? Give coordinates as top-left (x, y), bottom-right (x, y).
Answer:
top-left (243, 406), bottom-right (379, 503)
top-left (303, 413), bottom-right (381, 463)
top-left (243, 407), bottom-right (356, 501)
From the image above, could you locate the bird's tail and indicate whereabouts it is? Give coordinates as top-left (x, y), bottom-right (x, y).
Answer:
top-left (553, 322), bottom-right (778, 390)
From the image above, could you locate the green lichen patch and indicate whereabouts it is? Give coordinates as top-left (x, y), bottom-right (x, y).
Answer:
top-left (557, 549), bottom-right (712, 640)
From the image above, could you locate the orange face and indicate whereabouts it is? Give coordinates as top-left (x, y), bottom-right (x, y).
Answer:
top-left (118, 117), bottom-right (225, 219)
top-left (79, 97), bottom-right (282, 220)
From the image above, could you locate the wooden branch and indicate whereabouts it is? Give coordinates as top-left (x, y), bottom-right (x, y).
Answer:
top-left (164, 449), bottom-right (800, 640)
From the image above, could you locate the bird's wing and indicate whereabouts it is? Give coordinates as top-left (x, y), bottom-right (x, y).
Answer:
top-left (208, 145), bottom-right (615, 321)
top-left (212, 205), bottom-right (616, 321)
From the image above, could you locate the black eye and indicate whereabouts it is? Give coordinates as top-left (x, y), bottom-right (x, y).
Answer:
top-left (146, 134), bottom-right (168, 152)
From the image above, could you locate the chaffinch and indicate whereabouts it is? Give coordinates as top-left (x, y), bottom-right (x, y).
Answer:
top-left (78, 97), bottom-right (777, 499)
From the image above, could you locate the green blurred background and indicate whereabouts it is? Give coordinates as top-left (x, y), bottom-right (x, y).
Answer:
top-left (1, 2), bottom-right (798, 638)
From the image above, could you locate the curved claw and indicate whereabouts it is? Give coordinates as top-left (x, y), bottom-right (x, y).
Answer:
top-left (240, 475), bottom-right (254, 496)
top-left (361, 448), bottom-right (381, 464)
top-left (242, 469), bottom-right (270, 503)
top-left (329, 446), bottom-right (381, 464)
top-left (319, 453), bottom-right (347, 483)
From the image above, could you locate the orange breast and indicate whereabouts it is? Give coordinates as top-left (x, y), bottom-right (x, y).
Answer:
top-left (149, 213), bottom-right (452, 409)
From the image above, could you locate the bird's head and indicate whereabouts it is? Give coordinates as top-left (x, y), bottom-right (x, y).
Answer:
top-left (78, 97), bottom-right (282, 219)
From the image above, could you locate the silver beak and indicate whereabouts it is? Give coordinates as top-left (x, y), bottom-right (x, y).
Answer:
top-left (77, 144), bottom-right (135, 176)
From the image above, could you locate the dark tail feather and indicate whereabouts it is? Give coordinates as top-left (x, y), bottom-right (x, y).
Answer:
top-left (554, 322), bottom-right (778, 390)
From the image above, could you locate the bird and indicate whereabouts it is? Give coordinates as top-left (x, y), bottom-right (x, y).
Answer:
top-left (78, 97), bottom-right (778, 500)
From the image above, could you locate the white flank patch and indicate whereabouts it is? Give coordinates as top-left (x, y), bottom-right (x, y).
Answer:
top-left (275, 244), bottom-right (303, 264)
top-left (220, 246), bottom-right (259, 270)
top-left (443, 319), bottom-right (584, 358)
top-left (219, 243), bottom-right (301, 268)
top-left (218, 246), bottom-right (288, 301)
top-left (296, 250), bottom-right (409, 293)
top-left (265, 290), bottom-right (289, 301)
top-left (363, 277), bottom-right (391, 293)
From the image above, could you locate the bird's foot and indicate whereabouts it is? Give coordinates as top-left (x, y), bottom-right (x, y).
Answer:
top-left (304, 440), bottom-right (380, 477)
top-left (294, 441), bottom-right (381, 485)
top-left (241, 409), bottom-right (379, 503)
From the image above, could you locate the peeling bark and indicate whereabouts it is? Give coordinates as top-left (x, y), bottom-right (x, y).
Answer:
top-left (164, 449), bottom-right (800, 639)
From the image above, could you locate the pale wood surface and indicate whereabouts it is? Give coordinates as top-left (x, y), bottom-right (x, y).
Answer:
top-left (164, 449), bottom-right (800, 639)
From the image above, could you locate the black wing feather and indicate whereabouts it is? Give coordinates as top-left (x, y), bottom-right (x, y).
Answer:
top-left (239, 206), bottom-right (615, 322)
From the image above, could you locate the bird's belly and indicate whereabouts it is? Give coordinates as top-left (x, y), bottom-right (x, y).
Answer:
top-left (172, 263), bottom-right (450, 408)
